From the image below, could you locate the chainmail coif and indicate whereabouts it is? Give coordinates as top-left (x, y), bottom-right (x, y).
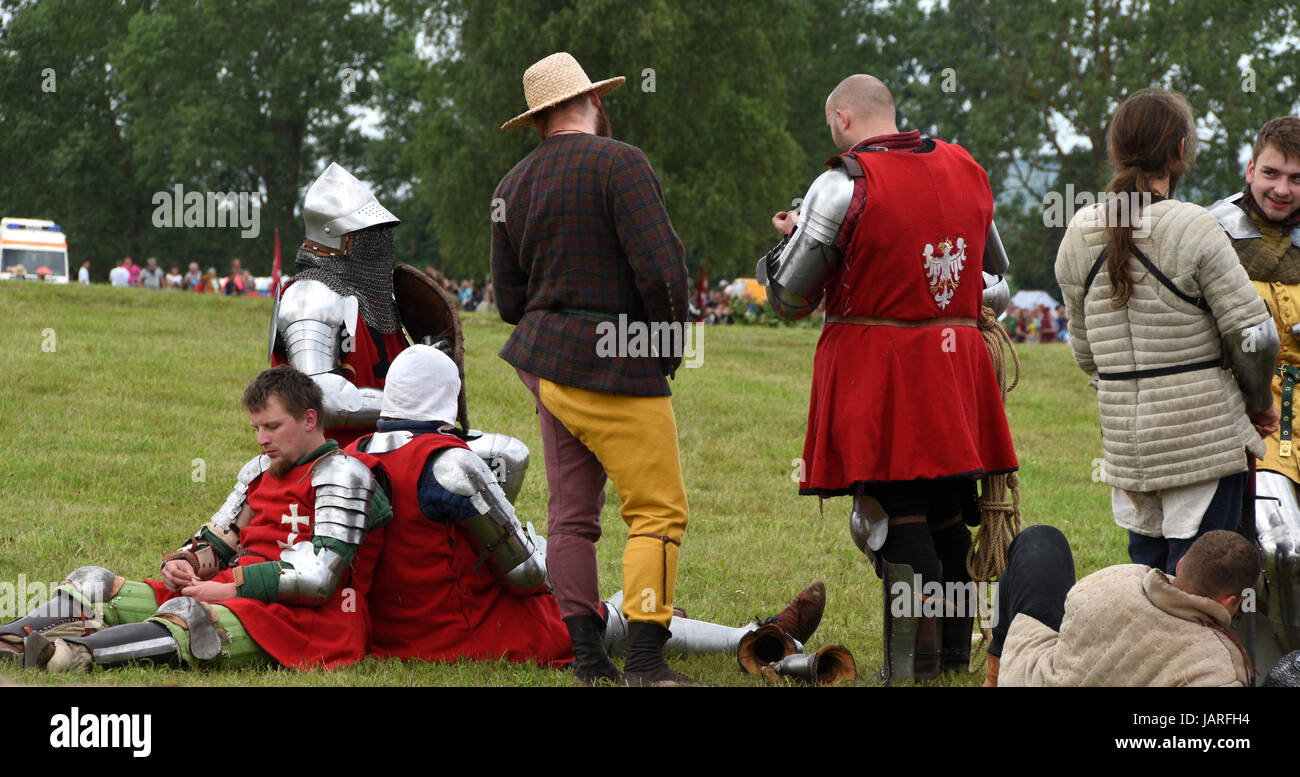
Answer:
top-left (294, 226), bottom-right (401, 334)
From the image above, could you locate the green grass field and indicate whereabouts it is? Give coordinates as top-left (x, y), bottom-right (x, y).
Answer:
top-left (0, 282), bottom-right (1124, 686)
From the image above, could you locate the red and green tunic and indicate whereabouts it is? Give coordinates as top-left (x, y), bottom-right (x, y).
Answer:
top-left (145, 442), bottom-right (391, 669)
top-left (800, 134), bottom-right (1018, 495)
top-left (347, 432), bottom-right (574, 665)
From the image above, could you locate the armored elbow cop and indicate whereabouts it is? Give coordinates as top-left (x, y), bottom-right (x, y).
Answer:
top-left (1225, 318), bottom-right (1280, 413)
top-left (432, 447), bottom-right (547, 593)
top-left (275, 454), bottom-right (375, 605)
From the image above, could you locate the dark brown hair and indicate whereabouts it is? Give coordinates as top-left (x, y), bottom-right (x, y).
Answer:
top-left (1177, 530), bottom-right (1261, 601)
top-left (1104, 88), bottom-right (1197, 306)
top-left (1252, 116), bottom-right (1300, 165)
top-left (241, 366), bottom-right (323, 420)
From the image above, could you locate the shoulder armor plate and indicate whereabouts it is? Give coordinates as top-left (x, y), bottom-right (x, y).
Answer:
top-left (365, 430), bottom-right (416, 454)
top-left (798, 167), bottom-right (855, 246)
top-left (237, 454), bottom-right (272, 486)
top-left (1207, 193), bottom-right (1263, 241)
top-left (311, 452), bottom-right (375, 494)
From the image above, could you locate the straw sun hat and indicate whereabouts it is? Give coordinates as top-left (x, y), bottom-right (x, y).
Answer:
top-left (501, 52), bottom-right (625, 131)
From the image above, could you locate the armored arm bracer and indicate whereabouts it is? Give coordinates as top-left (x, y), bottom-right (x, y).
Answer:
top-left (162, 455), bottom-right (267, 579)
top-left (431, 447), bottom-right (547, 593)
top-left (1224, 318), bottom-right (1281, 414)
top-left (983, 221), bottom-right (1009, 275)
top-left (757, 168), bottom-right (854, 321)
top-left (274, 278), bottom-right (384, 428)
top-left (274, 454), bottom-right (375, 605)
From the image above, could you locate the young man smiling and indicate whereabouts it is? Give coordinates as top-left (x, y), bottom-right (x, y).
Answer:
top-left (1208, 116), bottom-right (1300, 679)
top-left (0, 366), bottom-right (391, 672)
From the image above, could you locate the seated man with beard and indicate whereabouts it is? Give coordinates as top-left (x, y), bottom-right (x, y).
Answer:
top-left (1, 366), bottom-right (390, 672)
top-left (346, 345), bottom-right (826, 683)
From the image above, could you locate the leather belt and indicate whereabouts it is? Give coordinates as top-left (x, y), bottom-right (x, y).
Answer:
top-left (824, 314), bottom-right (978, 328)
top-left (1097, 359), bottom-right (1223, 381)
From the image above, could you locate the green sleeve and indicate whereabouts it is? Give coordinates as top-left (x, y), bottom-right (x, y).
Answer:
top-left (367, 485), bottom-right (393, 529)
top-left (235, 562), bottom-right (281, 602)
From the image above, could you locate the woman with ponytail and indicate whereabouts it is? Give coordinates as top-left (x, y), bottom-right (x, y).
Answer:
top-left (1054, 87), bottom-right (1279, 573)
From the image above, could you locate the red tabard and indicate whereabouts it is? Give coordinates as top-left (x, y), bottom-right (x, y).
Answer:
top-left (271, 280), bottom-right (408, 449)
top-left (147, 452), bottom-right (381, 669)
top-left (347, 433), bottom-right (573, 665)
top-left (800, 140), bottom-right (1018, 494)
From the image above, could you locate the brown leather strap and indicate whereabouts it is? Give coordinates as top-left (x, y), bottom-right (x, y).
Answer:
top-left (1206, 620), bottom-right (1257, 686)
top-left (825, 314), bottom-right (978, 328)
top-left (161, 549), bottom-right (201, 576)
top-left (628, 533), bottom-right (681, 547)
top-left (930, 515), bottom-right (965, 532)
top-left (302, 235), bottom-right (355, 257)
top-left (887, 516), bottom-right (927, 527)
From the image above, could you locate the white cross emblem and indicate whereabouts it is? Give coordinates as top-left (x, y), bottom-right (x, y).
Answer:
top-left (278, 503), bottom-right (310, 549)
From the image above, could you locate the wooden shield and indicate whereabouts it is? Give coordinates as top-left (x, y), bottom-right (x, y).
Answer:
top-left (392, 263), bottom-right (470, 429)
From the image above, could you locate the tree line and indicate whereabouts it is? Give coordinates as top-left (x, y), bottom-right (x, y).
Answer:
top-left (2, 0), bottom-right (1296, 293)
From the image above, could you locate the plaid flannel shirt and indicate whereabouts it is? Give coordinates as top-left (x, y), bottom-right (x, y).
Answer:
top-left (491, 133), bottom-right (688, 396)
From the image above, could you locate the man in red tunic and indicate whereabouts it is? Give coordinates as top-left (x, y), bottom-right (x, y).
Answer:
top-left (1, 366), bottom-right (391, 671)
top-left (760, 74), bottom-right (1018, 683)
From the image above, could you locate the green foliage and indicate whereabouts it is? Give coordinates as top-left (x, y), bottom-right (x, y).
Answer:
top-left (405, 0), bottom-right (863, 280)
top-left (888, 0), bottom-right (1300, 295)
top-left (0, 0), bottom-right (395, 278)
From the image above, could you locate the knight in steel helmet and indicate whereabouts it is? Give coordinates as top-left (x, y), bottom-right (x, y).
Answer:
top-left (270, 162), bottom-right (426, 447)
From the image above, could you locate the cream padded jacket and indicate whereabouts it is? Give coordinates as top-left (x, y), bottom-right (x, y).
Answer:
top-left (1055, 199), bottom-right (1269, 492)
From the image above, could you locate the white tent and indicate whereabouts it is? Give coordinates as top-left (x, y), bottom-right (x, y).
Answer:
top-left (1010, 289), bottom-right (1060, 310)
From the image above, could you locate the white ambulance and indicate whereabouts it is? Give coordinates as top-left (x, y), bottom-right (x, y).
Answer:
top-left (1, 217), bottom-right (70, 282)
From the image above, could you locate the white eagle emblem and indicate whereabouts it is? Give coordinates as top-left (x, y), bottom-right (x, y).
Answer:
top-left (922, 237), bottom-right (967, 310)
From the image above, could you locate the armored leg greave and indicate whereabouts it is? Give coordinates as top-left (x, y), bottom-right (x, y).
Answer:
top-left (0, 566), bottom-right (119, 661)
top-left (25, 621), bottom-right (180, 671)
top-left (601, 590), bottom-right (778, 657)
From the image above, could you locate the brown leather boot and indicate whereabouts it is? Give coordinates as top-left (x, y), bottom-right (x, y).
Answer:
top-left (758, 581), bottom-right (825, 643)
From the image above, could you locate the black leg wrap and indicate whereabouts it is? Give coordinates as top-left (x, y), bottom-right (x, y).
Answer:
top-left (563, 614), bottom-right (622, 686)
top-left (623, 622), bottom-right (702, 686)
top-left (933, 520), bottom-right (975, 673)
top-left (881, 523), bottom-right (941, 585)
top-left (65, 621), bottom-right (180, 668)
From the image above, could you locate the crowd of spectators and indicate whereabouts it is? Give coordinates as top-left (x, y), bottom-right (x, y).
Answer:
top-left (423, 266), bottom-right (495, 313)
top-left (98, 255), bottom-right (261, 295)
top-left (1006, 303), bottom-right (1068, 343)
top-left (691, 278), bottom-right (758, 325)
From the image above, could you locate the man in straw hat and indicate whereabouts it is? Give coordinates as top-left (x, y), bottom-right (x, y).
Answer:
top-left (490, 52), bottom-right (708, 685)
